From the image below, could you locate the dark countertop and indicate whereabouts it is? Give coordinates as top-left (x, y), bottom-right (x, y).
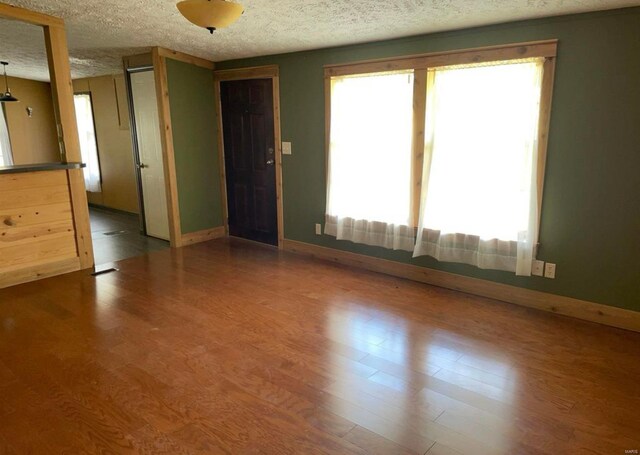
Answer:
top-left (0, 162), bottom-right (85, 175)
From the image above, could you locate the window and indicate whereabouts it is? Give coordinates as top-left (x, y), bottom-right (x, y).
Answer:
top-left (325, 71), bottom-right (416, 251)
top-left (324, 41), bottom-right (557, 276)
top-left (0, 104), bottom-right (12, 167)
top-left (73, 93), bottom-right (102, 192)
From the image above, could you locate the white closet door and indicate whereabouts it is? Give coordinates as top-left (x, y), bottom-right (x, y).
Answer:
top-left (130, 70), bottom-right (170, 241)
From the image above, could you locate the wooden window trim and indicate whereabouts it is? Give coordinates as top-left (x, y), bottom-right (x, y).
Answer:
top-left (411, 69), bottom-right (428, 228)
top-left (536, 57), bottom-right (557, 229)
top-left (324, 40), bottom-right (558, 231)
top-left (324, 40), bottom-right (558, 77)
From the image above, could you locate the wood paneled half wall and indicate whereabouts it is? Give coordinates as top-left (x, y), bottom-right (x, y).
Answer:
top-left (0, 2), bottom-right (94, 288)
top-left (0, 170), bottom-right (80, 288)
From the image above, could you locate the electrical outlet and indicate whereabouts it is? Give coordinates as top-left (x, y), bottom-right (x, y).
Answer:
top-left (315, 223), bottom-right (322, 235)
top-left (282, 142), bottom-right (292, 155)
top-left (532, 260), bottom-right (545, 277)
top-left (544, 263), bottom-right (556, 279)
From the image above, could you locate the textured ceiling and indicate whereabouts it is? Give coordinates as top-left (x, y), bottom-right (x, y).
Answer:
top-left (0, 18), bottom-right (49, 81)
top-left (1, 0), bottom-right (639, 81)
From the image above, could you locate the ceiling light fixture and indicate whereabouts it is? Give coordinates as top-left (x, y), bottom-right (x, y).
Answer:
top-left (177, 0), bottom-right (244, 34)
top-left (0, 62), bottom-right (18, 103)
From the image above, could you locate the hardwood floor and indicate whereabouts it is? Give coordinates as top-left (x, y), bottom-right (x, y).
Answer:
top-left (90, 206), bottom-right (169, 266)
top-left (0, 238), bottom-right (638, 454)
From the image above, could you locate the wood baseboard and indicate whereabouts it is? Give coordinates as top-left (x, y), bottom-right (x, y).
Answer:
top-left (181, 226), bottom-right (226, 246)
top-left (0, 257), bottom-right (81, 289)
top-left (282, 239), bottom-right (640, 333)
top-left (88, 203), bottom-right (138, 217)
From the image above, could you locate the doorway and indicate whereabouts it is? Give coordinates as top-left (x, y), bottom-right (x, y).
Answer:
top-left (88, 206), bottom-right (168, 265)
top-left (128, 69), bottom-right (170, 241)
top-left (219, 76), bottom-right (281, 246)
top-left (72, 73), bottom-right (171, 267)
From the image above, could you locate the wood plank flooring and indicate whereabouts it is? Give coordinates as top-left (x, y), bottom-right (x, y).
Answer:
top-left (0, 238), bottom-right (638, 454)
top-left (89, 206), bottom-right (169, 266)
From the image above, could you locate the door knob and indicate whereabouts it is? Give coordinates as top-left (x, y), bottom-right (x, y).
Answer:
top-left (266, 159), bottom-right (275, 165)
top-left (137, 163), bottom-right (147, 169)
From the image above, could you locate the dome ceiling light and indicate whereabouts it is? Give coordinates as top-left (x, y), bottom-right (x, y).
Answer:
top-left (177, 0), bottom-right (244, 34)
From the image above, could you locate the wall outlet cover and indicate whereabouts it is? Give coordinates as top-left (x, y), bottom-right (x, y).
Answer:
top-left (315, 223), bottom-right (322, 235)
top-left (282, 142), bottom-right (292, 155)
top-left (544, 262), bottom-right (557, 279)
top-left (532, 260), bottom-right (545, 277)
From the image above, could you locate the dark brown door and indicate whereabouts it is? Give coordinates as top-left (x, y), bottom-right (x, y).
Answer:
top-left (220, 79), bottom-right (278, 246)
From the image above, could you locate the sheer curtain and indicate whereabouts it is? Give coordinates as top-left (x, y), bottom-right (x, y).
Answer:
top-left (413, 60), bottom-right (544, 275)
top-left (325, 70), bottom-right (416, 251)
top-left (73, 94), bottom-right (102, 192)
top-left (0, 105), bottom-right (13, 166)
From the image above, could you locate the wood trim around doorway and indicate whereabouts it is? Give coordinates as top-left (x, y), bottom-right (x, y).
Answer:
top-left (0, 2), bottom-right (95, 273)
top-left (156, 47), bottom-right (215, 70)
top-left (148, 47), bottom-right (218, 249)
top-left (213, 65), bottom-right (285, 249)
top-left (151, 47), bottom-right (183, 248)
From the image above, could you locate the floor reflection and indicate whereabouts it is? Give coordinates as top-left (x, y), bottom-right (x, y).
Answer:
top-left (89, 206), bottom-right (169, 266)
top-left (2, 238), bottom-right (637, 453)
top-left (325, 303), bottom-right (516, 453)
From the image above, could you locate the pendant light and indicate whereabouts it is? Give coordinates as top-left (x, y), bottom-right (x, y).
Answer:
top-left (177, 0), bottom-right (244, 34)
top-left (0, 62), bottom-right (18, 103)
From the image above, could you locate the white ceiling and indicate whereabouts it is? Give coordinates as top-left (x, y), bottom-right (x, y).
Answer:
top-left (1, 0), bottom-right (639, 81)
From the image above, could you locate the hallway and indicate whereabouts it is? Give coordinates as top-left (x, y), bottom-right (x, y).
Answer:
top-left (89, 206), bottom-right (169, 266)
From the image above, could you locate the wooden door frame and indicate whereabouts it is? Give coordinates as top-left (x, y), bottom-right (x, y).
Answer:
top-left (150, 47), bottom-right (216, 248)
top-left (122, 63), bottom-right (153, 236)
top-left (125, 66), bottom-right (166, 240)
top-left (0, 2), bottom-right (94, 268)
top-left (213, 65), bottom-right (284, 249)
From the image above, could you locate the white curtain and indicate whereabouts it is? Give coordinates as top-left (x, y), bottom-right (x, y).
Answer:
top-left (73, 94), bottom-right (102, 192)
top-left (325, 70), bottom-right (416, 251)
top-left (413, 60), bottom-right (544, 275)
top-left (0, 105), bottom-right (13, 166)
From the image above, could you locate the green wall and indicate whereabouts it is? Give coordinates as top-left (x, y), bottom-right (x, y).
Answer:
top-left (166, 59), bottom-right (224, 234)
top-left (217, 8), bottom-right (640, 312)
